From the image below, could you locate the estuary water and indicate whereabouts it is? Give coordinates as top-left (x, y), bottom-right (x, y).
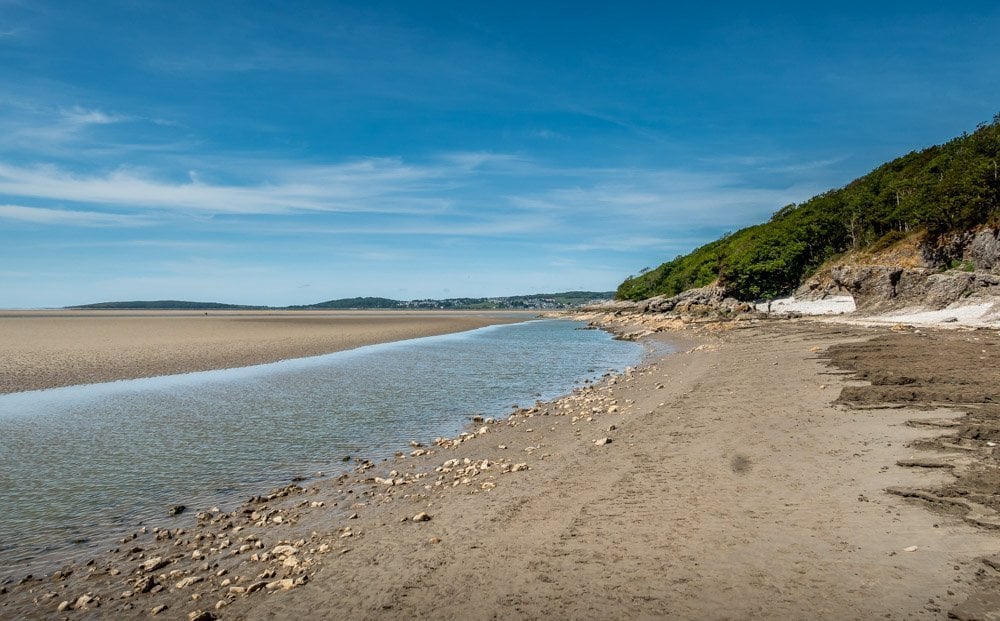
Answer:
top-left (0, 319), bottom-right (645, 573)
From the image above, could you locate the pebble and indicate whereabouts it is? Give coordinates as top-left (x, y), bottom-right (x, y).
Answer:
top-left (152, 604), bottom-right (168, 615)
top-left (74, 593), bottom-right (97, 609)
top-left (141, 557), bottom-right (168, 572)
top-left (175, 576), bottom-right (204, 589)
top-left (413, 512), bottom-right (432, 522)
top-left (594, 437), bottom-right (613, 446)
top-left (272, 544), bottom-right (298, 556)
top-left (266, 577), bottom-right (306, 591)
top-left (133, 575), bottom-right (156, 594)
top-left (904, 545), bottom-right (919, 552)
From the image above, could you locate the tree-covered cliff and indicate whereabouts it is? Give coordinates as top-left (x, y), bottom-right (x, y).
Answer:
top-left (617, 116), bottom-right (1000, 301)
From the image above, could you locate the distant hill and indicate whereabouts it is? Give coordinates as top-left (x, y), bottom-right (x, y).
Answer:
top-left (617, 115), bottom-right (1000, 301)
top-left (67, 300), bottom-right (269, 310)
top-left (289, 297), bottom-right (403, 310)
top-left (291, 292), bottom-right (615, 310)
top-left (66, 292), bottom-right (616, 311)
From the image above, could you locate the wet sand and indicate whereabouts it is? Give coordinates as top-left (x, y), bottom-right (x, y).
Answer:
top-left (0, 311), bottom-right (529, 394)
top-left (5, 318), bottom-right (1000, 619)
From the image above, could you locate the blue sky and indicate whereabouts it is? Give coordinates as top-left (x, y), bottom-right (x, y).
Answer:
top-left (1, 1), bottom-right (999, 307)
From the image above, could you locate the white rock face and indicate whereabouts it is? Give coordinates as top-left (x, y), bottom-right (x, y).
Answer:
top-left (754, 295), bottom-right (857, 315)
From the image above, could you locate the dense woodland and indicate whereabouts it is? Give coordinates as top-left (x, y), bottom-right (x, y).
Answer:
top-left (617, 116), bottom-right (1000, 301)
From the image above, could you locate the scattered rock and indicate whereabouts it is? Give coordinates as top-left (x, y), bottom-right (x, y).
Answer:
top-left (904, 545), bottom-right (919, 552)
top-left (140, 557), bottom-right (168, 572)
top-left (594, 437), bottom-right (612, 446)
top-left (271, 544), bottom-right (298, 556)
top-left (168, 505), bottom-right (186, 516)
top-left (133, 575), bottom-right (157, 594)
top-left (151, 604), bottom-right (168, 615)
top-left (74, 593), bottom-right (98, 609)
top-left (413, 512), bottom-right (432, 522)
top-left (266, 576), bottom-right (307, 591)
top-left (188, 611), bottom-right (217, 621)
top-left (175, 575), bottom-right (204, 589)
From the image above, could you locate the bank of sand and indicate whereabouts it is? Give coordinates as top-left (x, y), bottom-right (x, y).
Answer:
top-left (4, 318), bottom-right (1000, 620)
top-left (0, 310), bottom-right (528, 394)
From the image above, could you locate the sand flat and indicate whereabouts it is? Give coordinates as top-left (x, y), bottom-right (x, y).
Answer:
top-left (4, 320), bottom-right (1000, 620)
top-left (214, 321), bottom-right (997, 620)
top-left (0, 310), bottom-right (529, 394)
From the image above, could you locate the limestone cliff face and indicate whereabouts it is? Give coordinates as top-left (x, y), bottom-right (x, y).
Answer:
top-left (829, 265), bottom-right (1000, 310)
top-left (961, 228), bottom-right (1000, 272)
top-left (818, 228), bottom-right (1000, 311)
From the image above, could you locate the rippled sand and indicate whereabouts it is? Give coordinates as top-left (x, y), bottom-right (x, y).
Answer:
top-left (0, 310), bottom-right (527, 394)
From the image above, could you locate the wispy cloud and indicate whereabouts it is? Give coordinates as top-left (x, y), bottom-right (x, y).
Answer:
top-left (0, 204), bottom-right (150, 226)
top-left (0, 102), bottom-right (141, 158)
top-left (509, 170), bottom-right (825, 227)
top-left (0, 148), bottom-right (831, 239)
top-left (60, 106), bottom-right (129, 126)
top-left (0, 159), bottom-right (456, 215)
top-left (763, 156), bottom-right (848, 174)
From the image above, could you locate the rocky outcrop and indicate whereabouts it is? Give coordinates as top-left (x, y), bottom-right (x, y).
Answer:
top-left (804, 228), bottom-right (1000, 311)
top-left (582, 284), bottom-right (755, 319)
top-left (924, 227), bottom-right (1000, 272)
top-left (794, 277), bottom-right (852, 301)
top-left (966, 228), bottom-right (1000, 272)
top-left (830, 265), bottom-right (1000, 310)
top-left (633, 285), bottom-right (753, 315)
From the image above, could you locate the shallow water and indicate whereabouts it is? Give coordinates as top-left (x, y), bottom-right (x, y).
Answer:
top-left (0, 319), bottom-right (646, 573)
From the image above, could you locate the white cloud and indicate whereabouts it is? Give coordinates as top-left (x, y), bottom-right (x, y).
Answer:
top-left (508, 170), bottom-right (824, 227)
top-left (60, 106), bottom-right (128, 126)
top-left (0, 160), bottom-right (455, 215)
top-left (0, 204), bottom-right (149, 226)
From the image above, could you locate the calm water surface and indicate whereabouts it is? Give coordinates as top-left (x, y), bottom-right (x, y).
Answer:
top-left (0, 319), bottom-right (646, 574)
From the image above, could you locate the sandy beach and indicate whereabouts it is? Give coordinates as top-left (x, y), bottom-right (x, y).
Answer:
top-left (0, 311), bottom-right (528, 394)
top-left (3, 316), bottom-right (1000, 619)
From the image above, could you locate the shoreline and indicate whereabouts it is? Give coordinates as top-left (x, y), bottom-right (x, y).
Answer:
top-left (0, 317), bottom-right (640, 589)
top-left (0, 310), bottom-right (531, 394)
top-left (3, 317), bottom-right (1000, 619)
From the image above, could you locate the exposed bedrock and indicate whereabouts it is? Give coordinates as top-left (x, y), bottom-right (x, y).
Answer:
top-left (829, 265), bottom-right (1000, 310)
top-left (926, 227), bottom-right (1000, 272)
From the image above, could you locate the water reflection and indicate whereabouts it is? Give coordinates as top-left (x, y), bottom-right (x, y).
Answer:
top-left (0, 320), bottom-right (647, 570)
